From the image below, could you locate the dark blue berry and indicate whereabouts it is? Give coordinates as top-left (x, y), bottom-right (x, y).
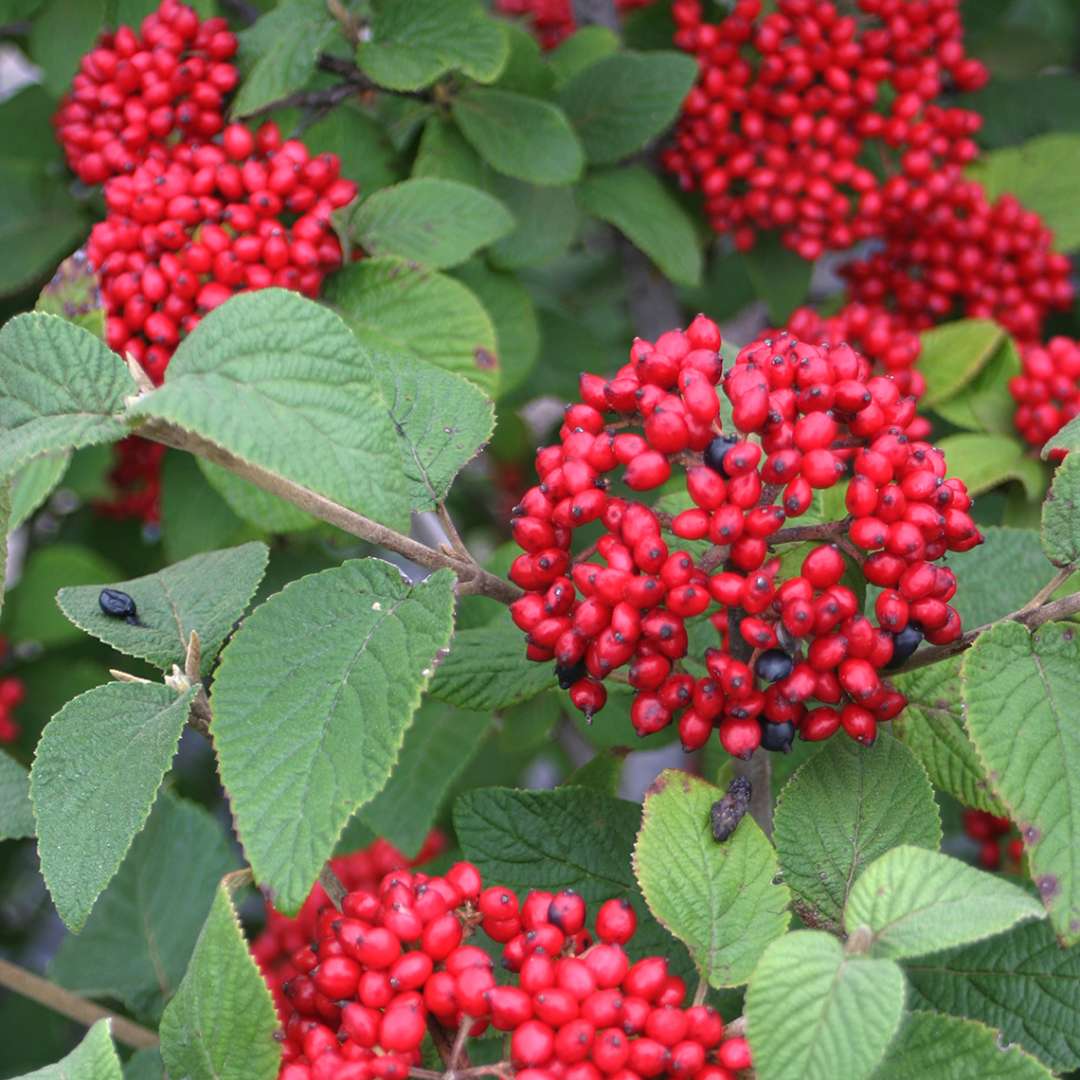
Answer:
top-left (555, 659), bottom-right (587, 690)
top-left (703, 434), bottom-right (738, 476)
top-left (98, 588), bottom-right (142, 626)
top-left (885, 623), bottom-right (923, 669)
top-left (754, 648), bottom-right (794, 683)
top-left (759, 719), bottom-right (795, 753)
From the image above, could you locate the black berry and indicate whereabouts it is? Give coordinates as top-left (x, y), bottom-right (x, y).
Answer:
top-left (759, 719), bottom-right (795, 753)
top-left (703, 434), bottom-right (738, 476)
top-left (754, 648), bottom-right (793, 683)
top-left (555, 659), bottom-right (588, 690)
top-left (884, 623), bottom-right (923, 669)
top-left (99, 588), bottom-right (142, 626)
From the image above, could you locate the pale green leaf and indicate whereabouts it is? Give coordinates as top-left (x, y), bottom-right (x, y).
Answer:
top-left (233, 0), bottom-right (336, 117)
top-left (0, 313), bottom-right (135, 480)
top-left (428, 612), bottom-right (556, 710)
top-left (892, 659), bottom-right (1006, 815)
top-left (9, 452), bottom-right (69, 530)
top-left (356, 0), bottom-right (509, 92)
top-left (633, 769), bottom-right (789, 987)
top-left (359, 701), bottom-right (490, 858)
top-left (917, 319), bottom-right (1009, 407)
top-left (210, 560), bottom-right (455, 911)
top-left (560, 51), bottom-right (697, 164)
top-left (412, 115), bottom-right (486, 186)
top-left (871, 1011), bottom-right (1053, 1080)
top-left (905, 919), bottom-right (1080, 1072)
top-left (56, 543), bottom-right (268, 674)
top-left (51, 791), bottom-right (238, 1023)
top-left (7, 545), bottom-right (121, 647)
top-left (373, 356), bottom-right (494, 511)
top-left (774, 736), bottom-right (941, 928)
top-left (453, 87), bottom-right (584, 186)
top-left (15, 1018), bottom-right (122, 1080)
top-left (746, 931), bottom-right (905, 1080)
top-left (325, 257), bottom-right (499, 394)
top-left (455, 785), bottom-right (696, 981)
top-left (0, 752), bottom-right (34, 841)
top-left (31, 682), bottom-right (198, 931)
top-left (159, 873), bottom-right (279, 1080)
top-left (934, 433), bottom-right (1047, 499)
top-left (963, 621), bottom-right (1080, 943)
top-left (196, 460), bottom-right (317, 534)
top-left (1042, 449), bottom-right (1080, 567)
top-left (930, 333), bottom-right (1020, 435)
top-left (548, 26), bottom-right (619, 86)
top-left (968, 133), bottom-right (1080, 250)
top-left (350, 179), bottom-right (515, 269)
top-left (126, 289), bottom-right (411, 530)
top-left (845, 845), bottom-right (1045, 959)
top-left (579, 167), bottom-right (702, 287)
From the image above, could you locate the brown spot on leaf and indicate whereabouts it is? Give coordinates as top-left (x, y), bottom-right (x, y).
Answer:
top-left (1037, 874), bottom-right (1059, 899)
top-left (1064, 628), bottom-right (1075, 642)
top-left (475, 347), bottom-right (498, 370)
top-left (1023, 825), bottom-right (1040, 844)
top-left (645, 774), bottom-right (668, 797)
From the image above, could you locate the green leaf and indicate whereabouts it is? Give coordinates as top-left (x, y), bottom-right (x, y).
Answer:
top-left (196, 460), bottom-right (317, 534)
top-left (302, 106), bottom-right (400, 194)
top-left (871, 1011), bottom-right (1053, 1080)
top-left (963, 621), bottom-right (1080, 943)
top-left (905, 918), bottom-right (1080, 1072)
top-left (579, 166), bottom-right (702, 287)
top-left (490, 175), bottom-right (579, 269)
top-left (1042, 449), bottom-right (1080, 568)
top-left (932, 331), bottom-right (1021, 436)
top-left (127, 289), bottom-right (411, 530)
top-left (564, 747), bottom-right (629, 794)
top-left (0, 752), bottom-right (34, 841)
top-left (455, 785), bottom-right (695, 980)
top-left (9, 453), bottom-right (70, 531)
top-left (548, 26), bottom-right (620, 87)
top-left (452, 262), bottom-right (539, 397)
top-left (560, 51), bottom-right (697, 164)
top-left (633, 769), bottom-right (789, 987)
top-left (413, 115), bottom-right (487, 186)
top-left (0, 478), bottom-right (8, 620)
top-left (428, 612), bottom-right (556, 710)
top-left (740, 232), bottom-right (813, 326)
top-left (356, 0), bottom-right (508, 92)
top-left (122, 1049), bottom-right (165, 1080)
top-left (232, 0), bottom-right (336, 117)
top-left (56, 543), bottom-right (268, 674)
top-left (7, 545), bottom-right (121, 647)
top-left (28, 0), bottom-right (105, 97)
top-left (160, 453), bottom-right (250, 562)
top-left (892, 659), bottom-right (1006, 815)
top-left (159, 872), bottom-right (279, 1080)
top-left (31, 682), bottom-right (198, 931)
top-left (844, 845), bottom-right (1045, 959)
top-left (50, 791), bottom-right (238, 1023)
top-left (496, 23), bottom-right (555, 97)
top-left (373, 356), bottom-right (494, 512)
top-left (1044, 414), bottom-right (1080, 459)
top-left (0, 85), bottom-right (64, 171)
top-left (350, 179), bottom-right (515, 269)
top-left (453, 88), bottom-right (585, 186)
top-left (773, 736), bottom-right (941, 929)
top-left (745, 930), bottom-right (906, 1080)
top-left (961, 74), bottom-right (1080, 149)
top-left (0, 177), bottom-right (87, 299)
top-left (934, 433), bottom-right (1046, 499)
top-left (325, 257), bottom-right (500, 394)
top-left (35, 250), bottom-right (106, 341)
top-left (968, 134), bottom-right (1080, 251)
top-left (15, 1018), bottom-right (122, 1080)
top-left (917, 319), bottom-right (1008, 407)
top-left (210, 560), bottom-right (455, 912)
top-left (0, 313), bottom-right (136, 481)
top-left (358, 701), bottom-right (490, 859)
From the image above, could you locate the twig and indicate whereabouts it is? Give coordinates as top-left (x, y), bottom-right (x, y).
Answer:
top-left (449, 1015), bottom-right (472, 1069)
top-left (134, 418), bottom-right (522, 606)
top-left (437, 503), bottom-right (473, 563)
top-left (0, 958), bottom-right (158, 1050)
top-left (692, 976), bottom-right (708, 1007)
top-left (894, 588), bottom-right (1080, 674)
top-left (428, 1014), bottom-right (473, 1071)
top-left (327, 0), bottom-right (363, 45)
top-left (235, 81), bottom-right (359, 121)
top-left (319, 864), bottom-right (348, 911)
top-left (769, 518), bottom-right (851, 547)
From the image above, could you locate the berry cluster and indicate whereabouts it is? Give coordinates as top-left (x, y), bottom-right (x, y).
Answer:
top-left (1010, 338), bottom-right (1080, 452)
top-left (509, 317), bottom-right (981, 757)
top-left (494, 0), bottom-right (654, 49)
top-left (53, 0), bottom-right (238, 185)
top-left (89, 121), bottom-right (355, 384)
top-left (963, 809), bottom-right (1023, 872)
top-left (55, 1), bottom-right (359, 522)
top-left (274, 859), bottom-right (751, 1080)
top-left (663, 0), bottom-right (987, 260)
top-left (254, 834), bottom-right (445, 1023)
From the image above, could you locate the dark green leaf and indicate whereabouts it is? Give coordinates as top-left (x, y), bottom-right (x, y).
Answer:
top-left (548, 26), bottom-right (619, 87)
top-left (0, 752), bottom-right (34, 841)
top-left (302, 106), bottom-right (400, 194)
top-left (1042, 450), bottom-right (1080, 567)
top-left (16, 1019), bottom-right (122, 1079)
top-left (29, 0), bottom-right (105, 97)
top-left (740, 232), bottom-right (813, 326)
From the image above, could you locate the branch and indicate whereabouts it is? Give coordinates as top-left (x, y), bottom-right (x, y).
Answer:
top-left (727, 608), bottom-right (773, 835)
top-left (134, 418), bottom-right (522, 606)
top-left (894, 587), bottom-right (1080, 674)
top-left (769, 518), bottom-right (851, 547)
top-left (319, 864), bottom-right (348, 911)
top-left (0, 958), bottom-right (158, 1050)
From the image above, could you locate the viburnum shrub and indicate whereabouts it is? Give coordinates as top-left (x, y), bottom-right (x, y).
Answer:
top-left (2, 2), bottom-right (1080, 1080)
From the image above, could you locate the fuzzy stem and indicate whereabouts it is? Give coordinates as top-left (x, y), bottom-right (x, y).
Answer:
top-left (0, 958), bottom-right (158, 1050)
top-left (319, 864), bottom-right (348, 911)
